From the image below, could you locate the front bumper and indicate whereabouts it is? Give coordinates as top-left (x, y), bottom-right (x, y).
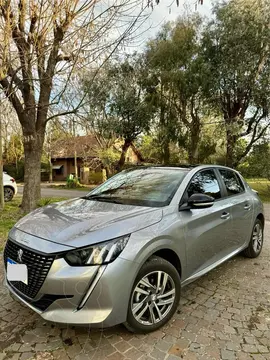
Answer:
top-left (6, 256), bottom-right (137, 327)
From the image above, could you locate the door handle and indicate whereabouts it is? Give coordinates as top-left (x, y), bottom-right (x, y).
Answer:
top-left (244, 204), bottom-right (251, 210)
top-left (221, 212), bottom-right (230, 220)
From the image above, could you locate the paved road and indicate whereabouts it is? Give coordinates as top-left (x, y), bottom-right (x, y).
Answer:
top-left (17, 186), bottom-right (89, 199)
top-left (0, 222), bottom-right (269, 359)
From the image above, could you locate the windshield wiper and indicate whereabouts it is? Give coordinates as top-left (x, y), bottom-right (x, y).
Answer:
top-left (81, 190), bottom-right (118, 200)
top-left (82, 184), bottom-right (128, 200)
top-left (81, 195), bottom-right (125, 204)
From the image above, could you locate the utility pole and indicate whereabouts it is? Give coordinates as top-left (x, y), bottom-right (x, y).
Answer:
top-left (0, 114), bottom-right (5, 210)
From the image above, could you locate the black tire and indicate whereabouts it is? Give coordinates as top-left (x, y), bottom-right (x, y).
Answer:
top-left (124, 256), bottom-right (181, 333)
top-left (4, 186), bottom-right (14, 202)
top-left (242, 219), bottom-right (264, 258)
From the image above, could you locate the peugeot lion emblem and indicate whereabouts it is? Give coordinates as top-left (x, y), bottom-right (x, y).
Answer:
top-left (17, 249), bottom-right (23, 263)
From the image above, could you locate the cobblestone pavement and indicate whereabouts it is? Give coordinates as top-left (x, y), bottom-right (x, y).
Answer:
top-left (0, 221), bottom-right (269, 360)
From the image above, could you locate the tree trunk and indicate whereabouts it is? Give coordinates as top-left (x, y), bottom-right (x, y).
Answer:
top-left (225, 125), bottom-right (237, 168)
top-left (188, 127), bottom-right (200, 165)
top-left (117, 139), bottom-right (131, 171)
top-left (160, 96), bottom-right (170, 165)
top-left (163, 138), bottom-right (170, 165)
top-left (188, 145), bottom-right (199, 165)
top-left (102, 168), bottom-right (107, 182)
top-left (21, 129), bottom-right (45, 212)
top-left (0, 116), bottom-right (4, 210)
top-left (104, 165), bottom-right (111, 179)
top-left (49, 154), bottom-right (53, 183)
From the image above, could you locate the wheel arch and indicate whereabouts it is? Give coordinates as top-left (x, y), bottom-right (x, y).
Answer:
top-left (151, 249), bottom-right (182, 279)
top-left (3, 185), bottom-right (15, 194)
top-left (4, 185), bottom-right (15, 190)
top-left (122, 235), bottom-right (186, 299)
top-left (257, 213), bottom-right (265, 228)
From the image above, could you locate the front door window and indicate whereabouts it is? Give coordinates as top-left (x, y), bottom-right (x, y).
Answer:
top-left (187, 169), bottom-right (221, 200)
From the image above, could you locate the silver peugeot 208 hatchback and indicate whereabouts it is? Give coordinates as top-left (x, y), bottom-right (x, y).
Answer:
top-left (4, 165), bottom-right (264, 333)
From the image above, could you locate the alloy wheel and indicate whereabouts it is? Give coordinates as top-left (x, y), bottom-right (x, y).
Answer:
top-left (131, 270), bottom-right (176, 326)
top-left (4, 188), bottom-right (14, 202)
top-left (252, 223), bottom-right (263, 253)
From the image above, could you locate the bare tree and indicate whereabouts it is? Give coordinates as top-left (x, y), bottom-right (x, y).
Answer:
top-left (0, 97), bottom-right (21, 207)
top-left (0, 113), bottom-right (4, 209)
top-left (0, 0), bottom-right (150, 211)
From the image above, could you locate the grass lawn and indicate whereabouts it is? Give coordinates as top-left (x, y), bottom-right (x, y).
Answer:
top-left (0, 197), bottom-right (67, 251)
top-left (246, 179), bottom-right (270, 203)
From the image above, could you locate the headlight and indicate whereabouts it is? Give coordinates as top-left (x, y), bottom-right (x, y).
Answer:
top-left (64, 235), bottom-right (130, 266)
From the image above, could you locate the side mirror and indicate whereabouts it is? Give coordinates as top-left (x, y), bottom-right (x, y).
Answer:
top-left (187, 193), bottom-right (215, 209)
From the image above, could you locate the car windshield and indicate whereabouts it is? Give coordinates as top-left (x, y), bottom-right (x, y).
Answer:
top-left (83, 168), bottom-right (189, 207)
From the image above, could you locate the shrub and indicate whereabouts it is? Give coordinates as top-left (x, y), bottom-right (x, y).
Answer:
top-left (88, 171), bottom-right (103, 185)
top-left (66, 177), bottom-right (82, 188)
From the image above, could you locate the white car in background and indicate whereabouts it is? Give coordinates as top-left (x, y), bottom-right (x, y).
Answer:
top-left (3, 172), bottom-right (17, 201)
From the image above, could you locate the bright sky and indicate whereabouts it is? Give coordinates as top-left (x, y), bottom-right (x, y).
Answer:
top-left (125, 0), bottom-right (213, 50)
top-left (149, 0), bottom-right (212, 33)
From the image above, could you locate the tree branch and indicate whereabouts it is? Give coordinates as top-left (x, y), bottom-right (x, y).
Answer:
top-left (0, 77), bottom-right (24, 123)
top-left (238, 121), bottom-right (270, 163)
top-left (239, 108), bottom-right (268, 138)
top-left (8, 66), bottom-right (24, 92)
top-left (18, 0), bottom-right (26, 33)
top-left (56, 54), bottom-right (75, 62)
top-left (239, 109), bottom-right (260, 137)
top-left (46, 108), bottom-right (79, 122)
top-left (27, 4), bottom-right (38, 44)
top-left (2, 3), bottom-right (36, 113)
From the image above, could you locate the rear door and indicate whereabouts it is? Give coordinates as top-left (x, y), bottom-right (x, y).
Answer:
top-left (180, 168), bottom-right (234, 277)
top-left (218, 169), bottom-right (253, 248)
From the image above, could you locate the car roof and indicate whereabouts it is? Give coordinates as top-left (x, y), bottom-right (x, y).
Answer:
top-left (125, 164), bottom-right (237, 172)
top-left (125, 165), bottom-right (194, 172)
top-left (150, 165), bottom-right (195, 171)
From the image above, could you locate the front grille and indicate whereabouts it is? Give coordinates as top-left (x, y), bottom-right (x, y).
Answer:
top-left (4, 239), bottom-right (55, 299)
top-left (10, 287), bottom-right (73, 311)
top-left (32, 294), bottom-right (73, 311)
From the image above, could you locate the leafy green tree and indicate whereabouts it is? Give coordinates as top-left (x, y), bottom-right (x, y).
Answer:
top-left (84, 54), bottom-right (155, 170)
top-left (202, 0), bottom-right (270, 167)
top-left (138, 134), bottom-right (187, 164)
top-left (144, 23), bottom-right (179, 164)
top-left (107, 55), bottom-right (156, 170)
top-left (238, 142), bottom-right (270, 179)
top-left (97, 148), bottom-right (120, 176)
top-left (138, 135), bottom-right (163, 163)
top-left (171, 16), bottom-right (206, 164)
top-left (144, 15), bottom-right (207, 164)
top-left (4, 134), bottom-right (24, 180)
top-left (4, 134), bottom-right (24, 166)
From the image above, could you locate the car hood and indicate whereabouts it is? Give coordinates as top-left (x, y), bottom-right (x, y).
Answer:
top-left (14, 198), bottom-right (163, 248)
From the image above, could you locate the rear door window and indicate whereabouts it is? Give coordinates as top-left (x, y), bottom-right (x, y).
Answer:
top-left (219, 169), bottom-right (245, 196)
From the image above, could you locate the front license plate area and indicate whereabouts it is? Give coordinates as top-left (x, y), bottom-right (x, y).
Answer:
top-left (7, 258), bottom-right (28, 285)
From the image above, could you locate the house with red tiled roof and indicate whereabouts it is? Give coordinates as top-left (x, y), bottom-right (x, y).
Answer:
top-left (50, 135), bottom-right (143, 182)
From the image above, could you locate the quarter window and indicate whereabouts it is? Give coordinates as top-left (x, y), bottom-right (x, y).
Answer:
top-left (187, 170), bottom-right (221, 200)
top-left (219, 169), bottom-right (245, 196)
